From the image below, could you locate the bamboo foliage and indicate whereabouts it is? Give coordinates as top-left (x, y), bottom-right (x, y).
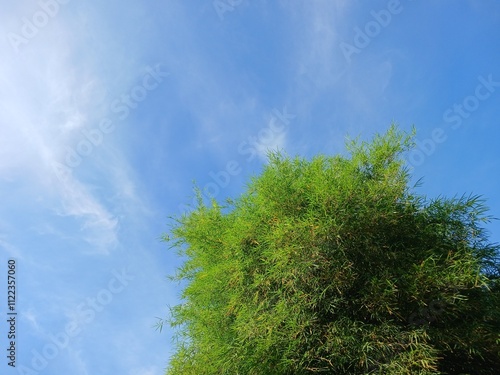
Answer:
top-left (163, 125), bottom-right (500, 374)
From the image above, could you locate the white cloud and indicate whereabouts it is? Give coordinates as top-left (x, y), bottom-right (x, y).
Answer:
top-left (66, 348), bottom-right (90, 375)
top-left (285, 1), bottom-right (350, 89)
top-left (21, 308), bottom-right (43, 335)
top-left (55, 177), bottom-right (119, 252)
top-left (0, 3), bottom-right (151, 254)
top-left (0, 236), bottom-right (23, 259)
top-left (256, 131), bottom-right (287, 162)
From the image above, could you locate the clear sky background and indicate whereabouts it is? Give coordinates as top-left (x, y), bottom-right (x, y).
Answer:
top-left (1, 1), bottom-right (499, 374)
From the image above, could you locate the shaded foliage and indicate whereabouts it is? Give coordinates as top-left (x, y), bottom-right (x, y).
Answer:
top-left (162, 125), bottom-right (500, 374)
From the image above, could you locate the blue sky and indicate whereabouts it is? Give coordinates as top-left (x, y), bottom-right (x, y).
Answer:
top-left (1, 1), bottom-right (499, 374)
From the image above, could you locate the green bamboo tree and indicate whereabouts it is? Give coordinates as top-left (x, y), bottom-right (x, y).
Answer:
top-left (162, 125), bottom-right (500, 374)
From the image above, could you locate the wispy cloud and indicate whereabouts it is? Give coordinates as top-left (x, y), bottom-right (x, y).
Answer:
top-left (20, 308), bottom-right (43, 335)
top-left (0, 3), bottom-right (155, 254)
top-left (0, 236), bottom-right (23, 259)
top-left (60, 348), bottom-right (91, 375)
top-left (284, 1), bottom-right (350, 89)
top-left (54, 177), bottom-right (119, 252)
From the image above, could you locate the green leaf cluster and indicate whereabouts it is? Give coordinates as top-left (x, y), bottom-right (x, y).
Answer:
top-left (163, 125), bottom-right (500, 374)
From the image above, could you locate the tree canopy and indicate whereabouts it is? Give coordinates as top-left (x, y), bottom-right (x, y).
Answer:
top-left (162, 125), bottom-right (500, 374)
